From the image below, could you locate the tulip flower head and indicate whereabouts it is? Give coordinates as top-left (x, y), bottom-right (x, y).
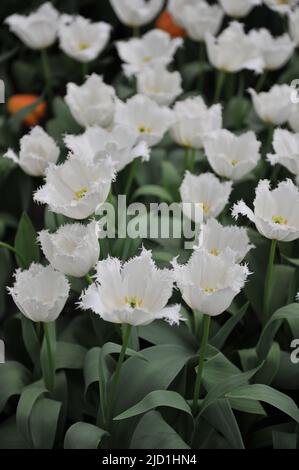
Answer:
top-left (218, 0), bottom-right (262, 18)
top-left (267, 129), bottom-right (299, 181)
top-left (5, 2), bottom-right (59, 50)
top-left (136, 64), bottom-right (182, 106)
top-left (58, 14), bottom-right (111, 63)
top-left (110, 0), bottom-right (164, 27)
top-left (173, 249), bottom-right (249, 316)
top-left (203, 129), bottom-right (261, 181)
top-left (205, 22), bottom-right (264, 73)
top-left (249, 85), bottom-right (292, 125)
top-left (38, 221), bottom-right (100, 278)
top-left (65, 125), bottom-right (150, 172)
top-left (114, 94), bottom-right (174, 147)
top-left (116, 29), bottom-right (183, 76)
top-left (8, 264), bottom-right (70, 322)
top-left (65, 74), bottom-right (116, 129)
top-left (180, 172), bottom-right (232, 222)
top-left (195, 218), bottom-right (253, 263)
top-left (170, 96), bottom-right (222, 149)
top-left (249, 29), bottom-right (294, 71)
top-left (232, 179), bottom-right (299, 241)
top-left (80, 249), bottom-right (181, 326)
top-left (34, 155), bottom-right (115, 220)
top-left (168, 0), bottom-right (224, 42)
top-left (4, 126), bottom-right (59, 177)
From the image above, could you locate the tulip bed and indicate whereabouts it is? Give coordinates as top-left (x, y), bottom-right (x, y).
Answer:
top-left (0, 0), bottom-right (299, 451)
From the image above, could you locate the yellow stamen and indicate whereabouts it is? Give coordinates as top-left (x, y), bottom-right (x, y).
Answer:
top-left (78, 42), bottom-right (90, 51)
top-left (210, 248), bottom-right (219, 256)
top-left (143, 56), bottom-right (152, 63)
top-left (124, 296), bottom-right (144, 309)
top-left (272, 215), bottom-right (288, 225)
top-left (74, 187), bottom-right (88, 200)
top-left (231, 159), bottom-right (238, 167)
top-left (204, 287), bottom-right (216, 293)
top-left (138, 125), bottom-right (152, 134)
top-left (203, 203), bottom-right (209, 216)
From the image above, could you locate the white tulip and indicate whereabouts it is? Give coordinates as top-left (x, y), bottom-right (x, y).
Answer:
top-left (64, 125), bottom-right (150, 172)
top-left (4, 126), bottom-right (59, 177)
top-left (195, 218), bottom-right (253, 263)
top-left (264, 0), bottom-right (298, 14)
top-left (5, 2), bottom-right (59, 49)
top-left (170, 97), bottom-right (222, 149)
top-left (136, 64), bottom-right (182, 106)
top-left (65, 74), bottom-right (116, 129)
top-left (289, 8), bottom-right (299, 46)
top-left (110, 0), bottom-right (164, 27)
top-left (8, 264), bottom-right (70, 322)
top-left (58, 14), bottom-right (111, 63)
top-left (267, 129), bottom-right (299, 179)
top-left (218, 0), bottom-right (261, 18)
top-left (114, 94), bottom-right (174, 147)
top-left (249, 29), bottom-right (294, 71)
top-left (79, 248), bottom-right (181, 326)
top-left (205, 21), bottom-right (264, 73)
top-left (203, 129), bottom-right (261, 181)
top-left (38, 221), bottom-right (100, 278)
top-left (173, 249), bottom-right (249, 316)
top-left (116, 29), bottom-right (182, 76)
top-left (180, 171), bottom-right (232, 221)
top-left (249, 85), bottom-right (292, 125)
top-left (34, 155), bottom-right (114, 220)
top-left (168, 0), bottom-right (223, 42)
top-left (232, 179), bottom-right (299, 241)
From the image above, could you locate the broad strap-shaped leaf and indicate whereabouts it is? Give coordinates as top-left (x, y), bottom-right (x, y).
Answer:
top-left (130, 411), bottom-right (190, 449)
top-left (29, 397), bottom-right (62, 449)
top-left (64, 422), bottom-right (108, 449)
top-left (257, 303), bottom-right (299, 360)
top-left (114, 390), bottom-right (192, 421)
top-left (226, 384), bottom-right (299, 424)
top-left (14, 212), bottom-right (39, 268)
top-left (0, 361), bottom-right (31, 412)
top-left (55, 342), bottom-right (87, 370)
top-left (202, 399), bottom-right (245, 449)
top-left (210, 302), bottom-right (249, 350)
top-left (16, 383), bottom-right (47, 447)
top-left (199, 365), bottom-right (262, 418)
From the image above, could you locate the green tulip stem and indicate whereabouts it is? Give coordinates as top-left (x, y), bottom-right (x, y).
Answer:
top-left (107, 324), bottom-right (132, 427)
top-left (262, 239), bottom-right (277, 325)
top-left (192, 314), bottom-right (211, 415)
top-left (43, 322), bottom-right (56, 393)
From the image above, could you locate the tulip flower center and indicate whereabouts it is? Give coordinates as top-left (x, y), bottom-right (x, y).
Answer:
top-left (143, 56), bottom-right (152, 63)
top-left (204, 287), bottom-right (216, 293)
top-left (210, 248), bottom-right (219, 256)
top-left (124, 295), bottom-right (144, 309)
top-left (78, 42), bottom-right (90, 51)
top-left (272, 215), bottom-right (288, 225)
top-left (138, 125), bottom-right (152, 134)
top-left (277, 0), bottom-right (289, 4)
top-left (74, 187), bottom-right (88, 200)
top-left (202, 203), bottom-right (209, 216)
top-left (231, 159), bottom-right (238, 167)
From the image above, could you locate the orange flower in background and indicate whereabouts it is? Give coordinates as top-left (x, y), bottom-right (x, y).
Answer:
top-left (156, 10), bottom-right (186, 38)
top-left (7, 94), bottom-right (46, 126)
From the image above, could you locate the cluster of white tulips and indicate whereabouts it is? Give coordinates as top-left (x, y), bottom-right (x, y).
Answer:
top-left (2, 0), bottom-right (299, 441)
